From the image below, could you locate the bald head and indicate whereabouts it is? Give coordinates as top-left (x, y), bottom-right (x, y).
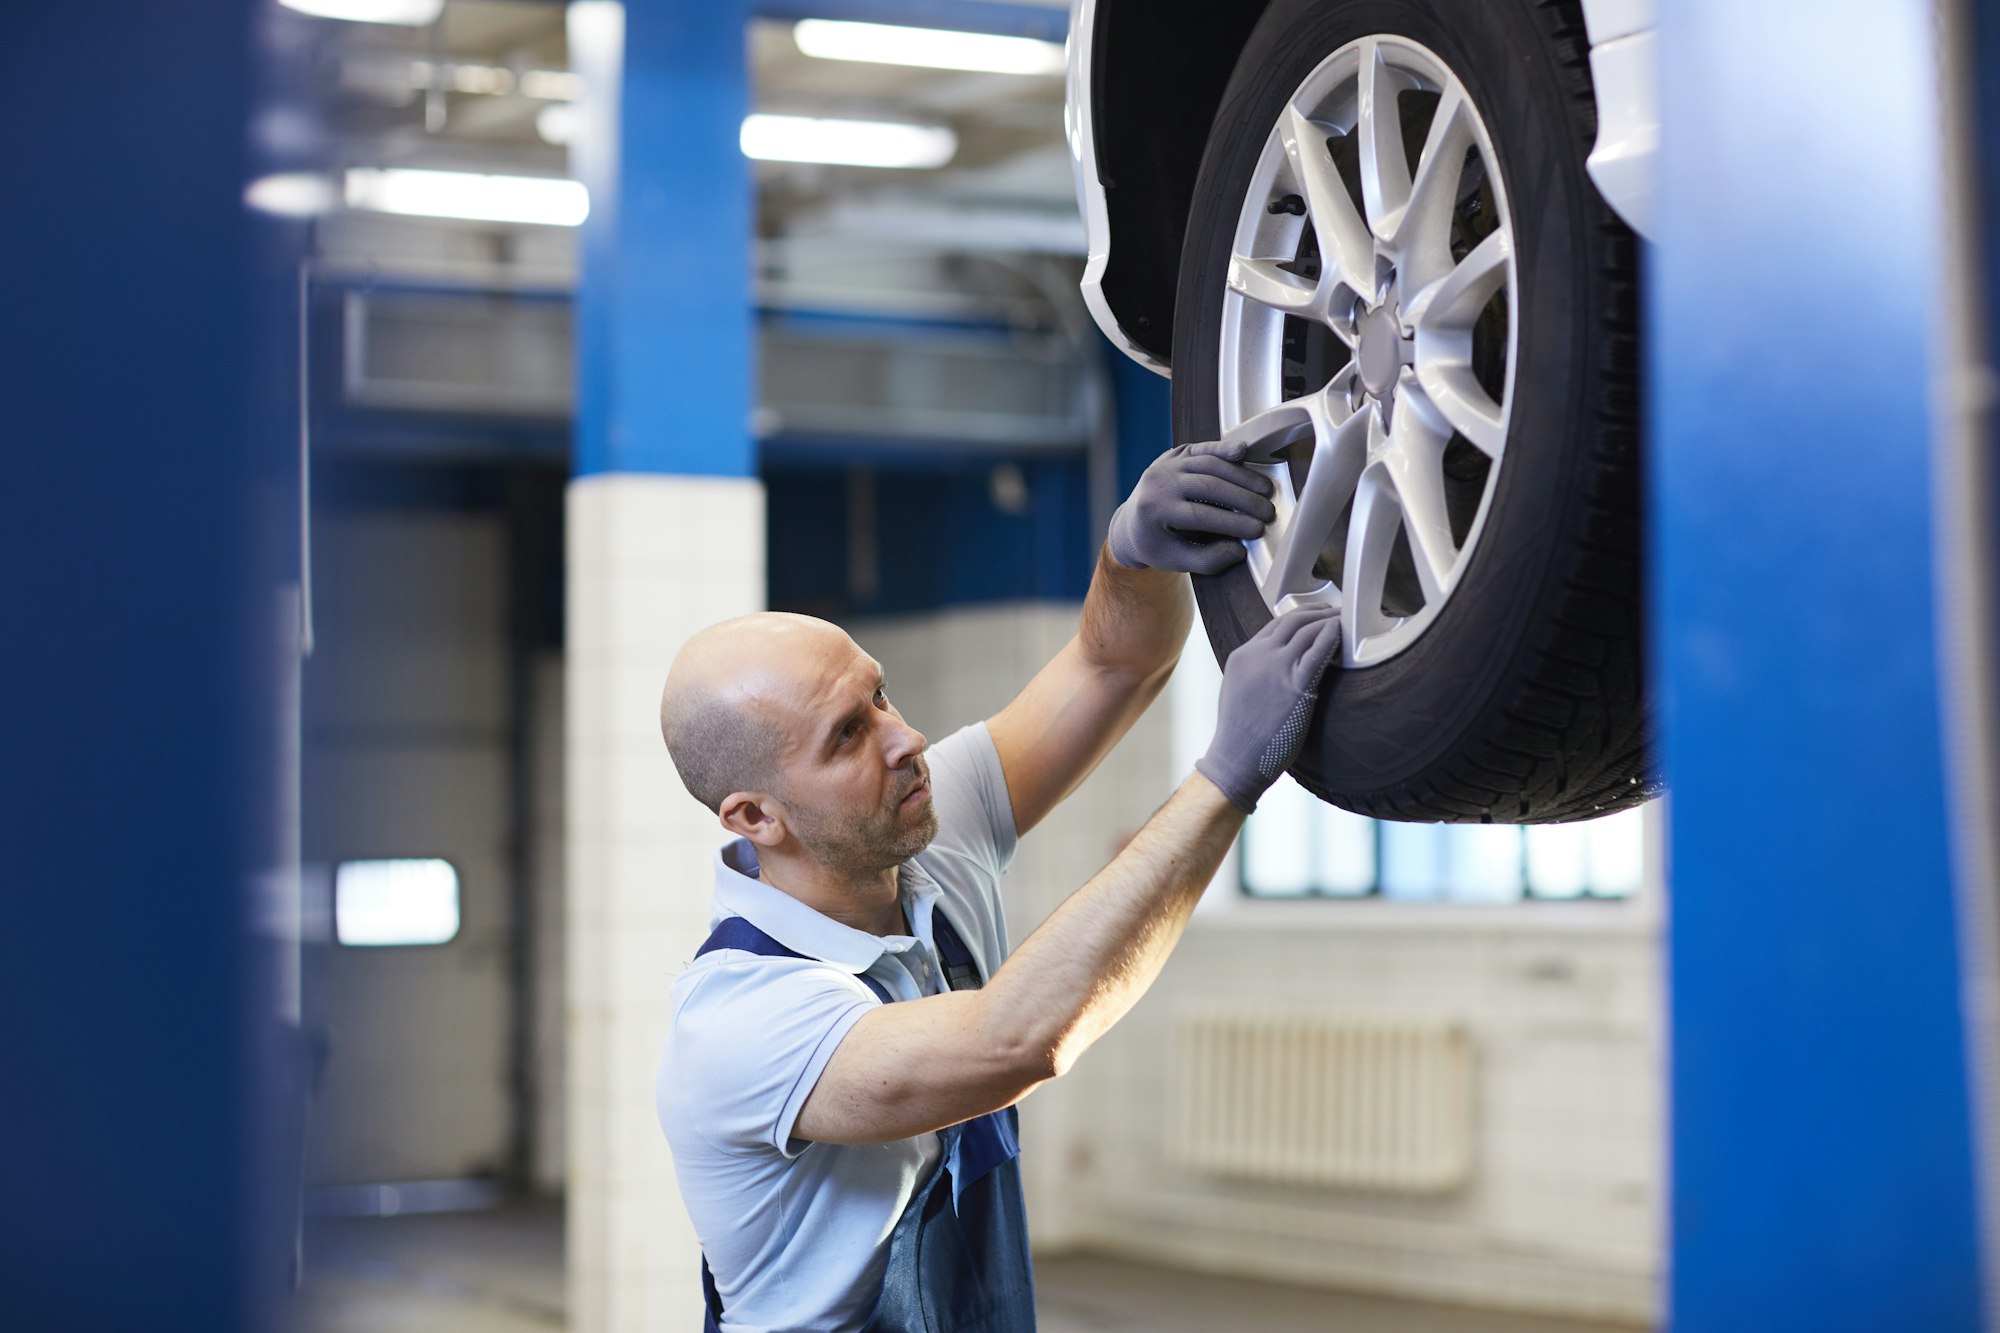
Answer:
top-left (658, 612), bottom-right (858, 813)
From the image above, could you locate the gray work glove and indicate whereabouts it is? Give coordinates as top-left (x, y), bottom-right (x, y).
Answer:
top-left (1196, 605), bottom-right (1342, 812)
top-left (1106, 439), bottom-right (1276, 575)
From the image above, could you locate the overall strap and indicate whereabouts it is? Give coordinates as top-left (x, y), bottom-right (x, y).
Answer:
top-left (924, 908), bottom-right (1019, 1203)
top-left (695, 915), bottom-right (892, 1004)
top-left (702, 1256), bottom-right (724, 1333)
top-left (696, 914), bottom-right (897, 1329)
top-left (929, 909), bottom-right (986, 993)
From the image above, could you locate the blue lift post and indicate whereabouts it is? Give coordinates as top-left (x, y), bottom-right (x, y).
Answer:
top-left (1656, 0), bottom-right (1986, 1325)
top-left (572, 0), bottom-right (755, 480)
top-left (0, 1), bottom-right (296, 1329)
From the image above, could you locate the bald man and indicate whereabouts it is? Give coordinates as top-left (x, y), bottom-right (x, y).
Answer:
top-left (655, 441), bottom-right (1342, 1333)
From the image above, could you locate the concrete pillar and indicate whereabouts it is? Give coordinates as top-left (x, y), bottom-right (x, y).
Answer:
top-left (565, 2), bottom-right (757, 1327)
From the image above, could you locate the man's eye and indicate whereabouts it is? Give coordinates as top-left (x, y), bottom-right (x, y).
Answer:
top-left (874, 687), bottom-right (887, 706)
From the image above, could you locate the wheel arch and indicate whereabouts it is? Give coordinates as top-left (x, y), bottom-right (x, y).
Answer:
top-left (1085, 0), bottom-right (1275, 371)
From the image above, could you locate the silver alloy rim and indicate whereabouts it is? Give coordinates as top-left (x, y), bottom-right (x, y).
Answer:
top-left (1217, 36), bottom-right (1518, 667)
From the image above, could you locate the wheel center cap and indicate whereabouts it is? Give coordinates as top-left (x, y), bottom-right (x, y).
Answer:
top-left (1357, 304), bottom-right (1405, 398)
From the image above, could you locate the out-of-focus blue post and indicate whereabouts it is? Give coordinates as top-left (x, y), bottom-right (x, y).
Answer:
top-left (1655, 1), bottom-right (1985, 1326)
top-left (0, 1), bottom-right (291, 1329)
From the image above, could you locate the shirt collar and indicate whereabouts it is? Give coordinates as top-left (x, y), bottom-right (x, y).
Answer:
top-left (712, 838), bottom-right (944, 973)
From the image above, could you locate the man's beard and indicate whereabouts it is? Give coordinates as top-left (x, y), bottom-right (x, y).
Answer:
top-left (786, 765), bottom-right (939, 877)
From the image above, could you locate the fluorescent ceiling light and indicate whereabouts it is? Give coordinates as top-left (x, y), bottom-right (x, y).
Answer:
top-left (344, 167), bottom-right (589, 226)
top-left (792, 19), bottom-right (1064, 76)
top-left (741, 114), bottom-right (956, 170)
top-left (280, 0), bottom-right (445, 26)
top-left (244, 172), bottom-right (336, 218)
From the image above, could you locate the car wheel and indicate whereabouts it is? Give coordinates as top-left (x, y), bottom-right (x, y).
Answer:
top-left (1173, 0), bottom-right (1652, 823)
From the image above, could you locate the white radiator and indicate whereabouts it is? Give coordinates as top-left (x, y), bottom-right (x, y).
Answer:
top-left (1168, 1009), bottom-right (1473, 1193)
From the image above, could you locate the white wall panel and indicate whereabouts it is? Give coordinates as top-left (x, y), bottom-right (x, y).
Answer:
top-left (301, 512), bottom-right (516, 1187)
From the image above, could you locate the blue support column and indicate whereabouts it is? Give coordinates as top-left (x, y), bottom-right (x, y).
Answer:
top-left (1656, 1), bottom-right (1984, 1326)
top-left (0, 1), bottom-right (291, 1328)
top-left (572, 0), bottom-right (754, 479)
top-left (565, 7), bottom-right (766, 1323)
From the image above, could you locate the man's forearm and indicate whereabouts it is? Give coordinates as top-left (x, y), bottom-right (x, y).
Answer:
top-left (975, 772), bottom-right (1242, 1081)
top-left (795, 604), bottom-right (1329, 1148)
top-left (1076, 543), bottom-right (1194, 687)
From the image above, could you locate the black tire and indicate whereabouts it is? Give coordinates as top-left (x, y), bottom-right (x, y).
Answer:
top-left (1173, 0), bottom-right (1653, 823)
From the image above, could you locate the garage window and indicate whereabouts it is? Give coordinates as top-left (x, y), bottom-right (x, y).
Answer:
top-left (1238, 778), bottom-right (1645, 902)
top-left (334, 857), bottom-right (462, 946)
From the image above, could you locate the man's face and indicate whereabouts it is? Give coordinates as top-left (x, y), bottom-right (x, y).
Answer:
top-left (768, 632), bottom-right (937, 876)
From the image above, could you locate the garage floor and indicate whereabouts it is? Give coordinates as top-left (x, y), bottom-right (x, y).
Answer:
top-left (292, 1204), bottom-right (1647, 1333)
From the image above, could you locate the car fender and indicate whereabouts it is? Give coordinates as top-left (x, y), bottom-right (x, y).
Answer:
top-left (1580, 0), bottom-right (1658, 239)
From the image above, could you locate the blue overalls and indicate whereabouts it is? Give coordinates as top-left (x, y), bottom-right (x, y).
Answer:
top-left (695, 910), bottom-right (1038, 1332)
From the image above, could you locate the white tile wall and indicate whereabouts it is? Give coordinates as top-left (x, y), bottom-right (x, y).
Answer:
top-left (567, 473), bottom-right (765, 1333)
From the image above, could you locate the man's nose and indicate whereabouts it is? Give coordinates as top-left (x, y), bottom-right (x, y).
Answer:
top-left (883, 717), bottom-right (927, 767)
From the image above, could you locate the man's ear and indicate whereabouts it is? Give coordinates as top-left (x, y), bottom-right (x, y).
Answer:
top-left (719, 791), bottom-right (785, 846)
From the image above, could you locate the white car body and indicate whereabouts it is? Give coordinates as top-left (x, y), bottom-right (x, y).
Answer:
top-left (1067, 0), bottom-right (1659, 374)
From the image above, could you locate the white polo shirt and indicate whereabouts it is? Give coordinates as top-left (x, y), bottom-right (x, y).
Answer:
top-left (655, 723), bottom-right (1019, 1333)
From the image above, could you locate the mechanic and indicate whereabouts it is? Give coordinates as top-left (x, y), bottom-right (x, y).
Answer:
top-left (654, 439), bottom-right (1341, 1333)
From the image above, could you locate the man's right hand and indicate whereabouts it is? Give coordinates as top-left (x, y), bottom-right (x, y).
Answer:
top-left (1105, 438), bottom-right (1276, 575)
top-left (1196, 605), bottom-right (1342, 812)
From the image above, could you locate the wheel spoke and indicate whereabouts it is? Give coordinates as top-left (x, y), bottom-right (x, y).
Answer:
top-left (1259, 406), bottom-right (1370, 602)
top-left (1380, 394), bottom-right (1459, 601)
top-left (1327, 357), bottom-right (1362, 404)
top-left (1218, 33), bottom-right (1519, 660)
top-left (1220, 382), bottom-right (1346, 461)
top-left (1391, 85), bottom-right (1473, 291)
top-left (1407, 227), bottom-right (1510, 332)
top-left (1410, 361), bottom-right (1507, 458)
top-left (1226, 254), bottom-right (1318, 315)
top-left (1357, 40), bottom-right (1413, 242)
top-left (1340, 455), bottom-right (1402, 646)
top-left (1281, 104), bottom-right (1374, 299)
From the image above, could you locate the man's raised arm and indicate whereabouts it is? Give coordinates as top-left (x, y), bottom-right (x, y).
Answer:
top-left (796, 605), bottom-right (1341, 1147)
top-left (986, 439), bottom-right (1276, 836)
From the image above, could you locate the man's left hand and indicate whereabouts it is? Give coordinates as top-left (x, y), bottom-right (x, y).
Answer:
top-left (1106, 439), bottom-right (1277, 575)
